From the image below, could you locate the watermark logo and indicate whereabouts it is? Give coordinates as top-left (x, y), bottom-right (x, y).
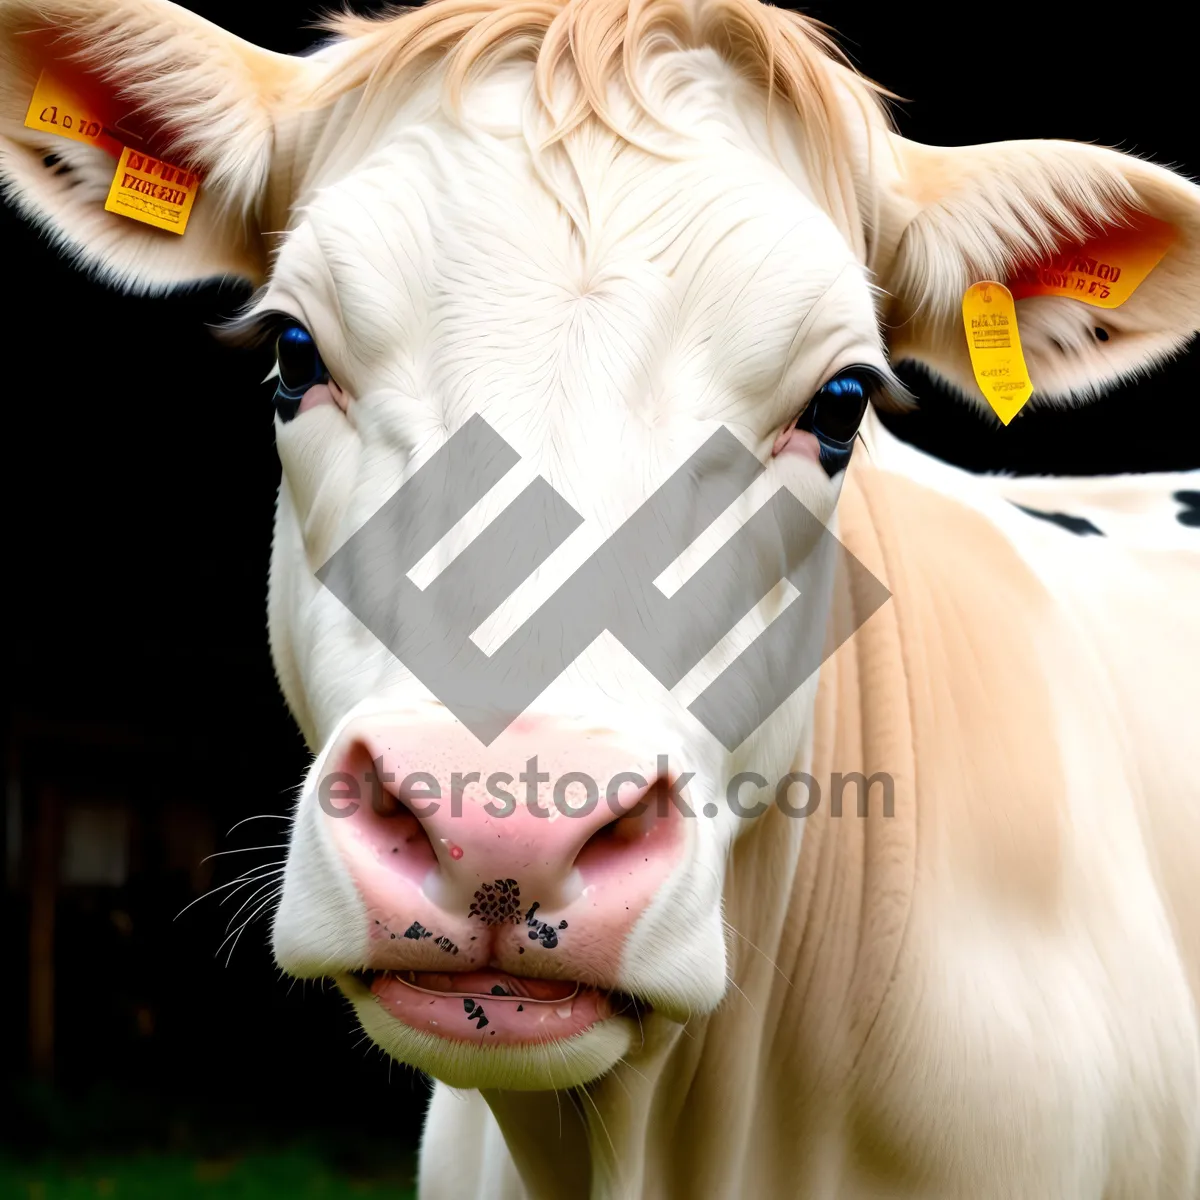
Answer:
top-left (316, 758), bottom-right (896, 822)
top-left (318, 416), bottom-right (889, 749)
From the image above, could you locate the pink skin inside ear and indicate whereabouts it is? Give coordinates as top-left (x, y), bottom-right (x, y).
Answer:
top-left (298, 380), bottom-right (349, 416)
top-left (772, 423), bottom-right (822, 463)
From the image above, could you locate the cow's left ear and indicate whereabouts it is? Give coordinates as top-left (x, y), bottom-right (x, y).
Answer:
top-left (0, 0), bottom-right (318, 290)
top-left (877, 136), bottom-right (1200, 408)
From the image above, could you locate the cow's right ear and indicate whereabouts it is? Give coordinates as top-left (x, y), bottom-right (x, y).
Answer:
top-left (0, 0), bottom-right (317, 291)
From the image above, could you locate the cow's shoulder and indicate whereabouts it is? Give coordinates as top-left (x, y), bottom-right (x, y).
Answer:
top-left (834, 436), bottom-right (1200, 953)
top-left (852, 410), bottom-right (1200, 806)
top-left (802, 453), bottom-right (1200, 1195)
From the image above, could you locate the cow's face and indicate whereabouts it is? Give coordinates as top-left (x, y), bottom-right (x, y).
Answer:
top-left (257, 83), bottom-right (893, 1086)
top-left (5, 0), bottom-right (1199, 1094)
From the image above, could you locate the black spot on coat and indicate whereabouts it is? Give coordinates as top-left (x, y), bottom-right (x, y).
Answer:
top-left (1174, 491), bottom-right (1200, 528)
top-left (1014, 504), bottom-right (1104, 536)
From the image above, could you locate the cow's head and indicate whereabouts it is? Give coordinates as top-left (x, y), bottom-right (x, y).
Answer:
top-left (6, 0), bottom-right (1200, 1090)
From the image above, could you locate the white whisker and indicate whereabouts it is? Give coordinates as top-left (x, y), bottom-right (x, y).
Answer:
top-left (225, 874), bottom-right (288, 933)
top-left (174, 863), bottom-right (285, 921)
top-left (722, 918), bottom-right (794, 990)
top-left (218, 887), bottom-right (283, 966)
top-left (573, 1070), bottom-right (618, 1186)
top-left (219, 865), bottom-right (286, 907)
top-left (723, 974), bottom-right (759, 1018)
top-left (616, 1055), bottom-right (649, 1086)
top-left (201, 843), bottom-right (290, 863)
top-left (225, 813), bottom-right (294, 837)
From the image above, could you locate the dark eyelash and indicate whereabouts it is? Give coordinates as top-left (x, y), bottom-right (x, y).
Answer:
top-left (216, 307), bottom-right (297, 350)
top-left (804, 365), bottom-right (913, 417)
top-left (828, 365), bottom-right (885, 400)
top-left (838, 364), bottom-right (886, 388)
top-left (863, 368), bottom-right (916, 413)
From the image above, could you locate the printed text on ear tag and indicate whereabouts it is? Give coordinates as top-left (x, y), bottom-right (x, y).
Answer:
top-left (104, 147), bottom-right (199, 235)
top-left (962, 281), bottom-right (1034, 425)
top-left (23, 69), bottom-right (121, 155)
top-left (26, 71), bottom-right (200, 235)
top-left (1008, 214), bottom-right (1175, 309)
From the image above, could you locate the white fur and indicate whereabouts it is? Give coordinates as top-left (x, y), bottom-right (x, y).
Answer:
top-left (4, 2), bottom-right (1200, 1196)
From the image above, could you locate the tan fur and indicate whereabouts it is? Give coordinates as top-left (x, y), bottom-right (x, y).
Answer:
top-left (437, 460), bottom-right (1200, 1199)
top-left (316, 0), bottom-right (890, 154)
top-left (4, 3), bottom-right (1200, 1194)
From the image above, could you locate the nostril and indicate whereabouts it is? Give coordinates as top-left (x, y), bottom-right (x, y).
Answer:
top-left (375, 796), bottom-right (439, 871)
top-left (336, 740), bottom-right (439, 876)
top-left (574, 775), bottom-right (679, 877)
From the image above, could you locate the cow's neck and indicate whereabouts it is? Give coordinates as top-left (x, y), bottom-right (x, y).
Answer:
top-left (482, 460), bottom-right (918, 1198)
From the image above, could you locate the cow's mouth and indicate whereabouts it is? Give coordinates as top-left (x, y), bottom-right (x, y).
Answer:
top-left (349, 969), bottom-right (646, 1046)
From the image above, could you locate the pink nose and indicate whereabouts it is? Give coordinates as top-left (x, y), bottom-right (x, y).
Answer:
top-left (318, 716), bottom-right (684, 973)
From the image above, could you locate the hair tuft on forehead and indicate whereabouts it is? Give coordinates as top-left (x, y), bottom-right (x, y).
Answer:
top-left (313, 0), bottom-right (892, 173)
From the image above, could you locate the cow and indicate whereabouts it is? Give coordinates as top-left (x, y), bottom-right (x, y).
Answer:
top-left (4, 0), bottom-right (1199, 1195)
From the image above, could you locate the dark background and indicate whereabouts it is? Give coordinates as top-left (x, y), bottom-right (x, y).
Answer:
top-left (3, 0), bottom-right (1198, 1190)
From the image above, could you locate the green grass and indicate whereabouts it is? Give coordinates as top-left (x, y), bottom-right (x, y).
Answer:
top-left (0, 1150), bottom-right (416, 1199)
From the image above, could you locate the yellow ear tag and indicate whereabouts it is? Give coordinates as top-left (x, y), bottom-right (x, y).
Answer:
top-left (24, 68), bottom-right (121, 155)
top-left (1009, 215), bottom-right (1175, 309)
top-left (961, 281), bottom-right (1034, 425)
top-left (104, 147), bottom-right (199, 235)
top-left (26, 70), bottom-right (199, 235)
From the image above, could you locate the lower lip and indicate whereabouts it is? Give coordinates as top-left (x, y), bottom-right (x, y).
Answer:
top-left (368, 970), bottom-right (620, 1045)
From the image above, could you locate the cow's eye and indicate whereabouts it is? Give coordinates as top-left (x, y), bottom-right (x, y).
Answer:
top-left (800, 370), bottom-right (875, 445)
top-left (787, 368), bottom-right (880, 477)
top-left (274, 323), bottom-right (329, 422)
